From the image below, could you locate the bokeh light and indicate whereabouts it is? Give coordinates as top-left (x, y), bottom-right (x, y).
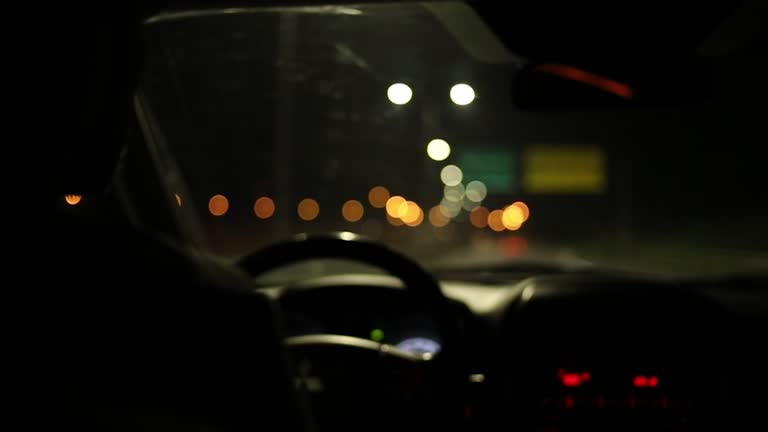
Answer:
top-left (254, 197), bottom-right (276, 219)
top-left (368, 186), bottom-right (390, 208)
top-left (440, 165), bottom-right (463, 186)
top-left (387, 213), bottom-right (404, 226)
top-left (397, 201), bottom-right (410, 218)
top-left (208, 194), bottom-right (229, 216)
top-left (386, 196), bottom-right (407, 218)
top-left (429, 206), bottom-right (451, 228)
top-left (174, 194), bottom-right (182, 207)
top-left (427, 139), bottom-right (451, 161)
top-left (342, 200), bottom-right (365, 222)
top-left (502, 205), bottom-right (525, 231)
top-left (443, 184), bottom-right (465, 202)
top-left (439, 199), bottom-right (462, 218)
top-left (462, 198), bottom-right (480, 212)
top-left (387, 83), bottom-right (413, 105)
top-left (450, 83), bottom-right (476, 106)
top-left (370, 328), bottom-right (385, 342)
top-left (465, 181), bottom-right (488, 202)
top-left (297, 198), bottom-right (320, 221)
top-left (64, 194), bottom-right (82, 206)
top-left (512, 201), bottom-right (531, 222)
top-left (400, 201), bottom-right (421, 225)
top-left (470, 207), bottom-right (490, 228)
top-left (405, 208), bottom-right (424, 227)
top-left (488, 210), bottom-right (505, 232)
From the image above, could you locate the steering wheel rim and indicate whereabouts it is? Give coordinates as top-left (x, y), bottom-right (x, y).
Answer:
top-left (240, 232), bottom-right (441, 298)
top-left (238, 232), bottom-right (465, 353)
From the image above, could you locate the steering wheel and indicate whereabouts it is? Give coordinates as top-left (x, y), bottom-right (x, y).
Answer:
top-left (239, 232), bottom-right (469, 430)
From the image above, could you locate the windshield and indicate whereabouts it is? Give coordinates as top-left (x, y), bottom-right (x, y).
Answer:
top-left (139, 2), bottom-right (768, 277)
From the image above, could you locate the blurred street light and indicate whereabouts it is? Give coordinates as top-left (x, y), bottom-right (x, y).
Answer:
top-left (427, 139), bottom-right (451, 161)
top-left (440, 165), bottom-right (463, 186)
top-left (450, 83), bottom-right (476, 106)
top-left (387, 83), bottom-right (413, 105)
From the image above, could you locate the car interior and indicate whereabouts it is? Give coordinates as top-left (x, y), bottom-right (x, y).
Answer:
top-left (7, 1), bottom-right (768, 431)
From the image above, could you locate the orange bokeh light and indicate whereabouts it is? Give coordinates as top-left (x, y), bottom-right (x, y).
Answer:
top-left (405, 207), bottom-right (424, 227)
top-left (254, 197), bottom-right (276, 219)
top-left (297, 199), bottom-right (320, 221)
top-left (385, 196), bottom-right (407, 218)
top-left (512, 201), bottom-right (530, 222)
top-left (400, 201), bottom-right (421, 224)
top-left (502, 206), bottom-right (524, 231)
top-left (428, 206), bottom-right (451, 228)
top-left (368, 186), bottom-right (391, 209)
top-left (342, 200), bottom-right (365, 222)
top-left (470, 207), bottom-right (490, 228)
top-left (208, 194), bottom-right (229, 216)
top-left (174, 194), bottom-right (182, 207)
top-left (64, 194), bottom-right (82, 206)
top-left (488, 210), bottom-right (505, 232)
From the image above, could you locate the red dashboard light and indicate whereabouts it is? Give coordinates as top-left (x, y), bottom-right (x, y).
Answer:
top-left (634, 375), bottom-right (659, 388)
top-left (558, 370), bottom-right (591, 387)
top-left (632, 375), bottom-right (659, 388)
top-left (633, 375), bottom-right (649, 388)
top-left (648, 376), bottom-right (659, 388)
top-left (562, 374), bottom-right (582, 387)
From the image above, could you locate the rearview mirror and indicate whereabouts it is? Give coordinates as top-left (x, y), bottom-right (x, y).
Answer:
top-left (512, 57), bottom-right (712, 110)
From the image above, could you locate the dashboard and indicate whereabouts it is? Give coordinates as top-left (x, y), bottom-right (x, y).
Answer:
top-left (263, 272), bottom-right (768, 432)
top-left (276, 275), bottom-right (445, 356)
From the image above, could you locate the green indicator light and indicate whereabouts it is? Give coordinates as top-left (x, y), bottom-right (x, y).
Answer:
top-left (370, 329), bottom-right (385, 342)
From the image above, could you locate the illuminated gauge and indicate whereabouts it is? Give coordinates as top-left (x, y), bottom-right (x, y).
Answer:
top-left (395, 337), bottom-right (442, 355)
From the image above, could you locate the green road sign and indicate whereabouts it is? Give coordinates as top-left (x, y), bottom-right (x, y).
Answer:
top-left (459, 150), bottom-right (517, 194)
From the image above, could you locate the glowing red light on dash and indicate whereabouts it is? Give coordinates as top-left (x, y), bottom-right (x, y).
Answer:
top-left (561, 374), bottom-right (582, 387)
top-left (648, 376), bottom-right (659, 388)
top-left (534, 63), bottom-right (636, 100)
top-left (633, 375), bottom-right (659, 388)
top-left (558, 369), bottom-right (591, 388)
top-left (633, 375), bottom-right (649, 388)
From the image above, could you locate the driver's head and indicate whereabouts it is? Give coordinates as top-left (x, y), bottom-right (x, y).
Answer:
top-left (14, 5), bottom-right (142, 202)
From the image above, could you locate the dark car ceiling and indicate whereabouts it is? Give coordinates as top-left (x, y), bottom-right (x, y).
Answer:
top-left (471, 0), bottom-right (746, 58)
top-left (138, 0), bottom-right (748, 59)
